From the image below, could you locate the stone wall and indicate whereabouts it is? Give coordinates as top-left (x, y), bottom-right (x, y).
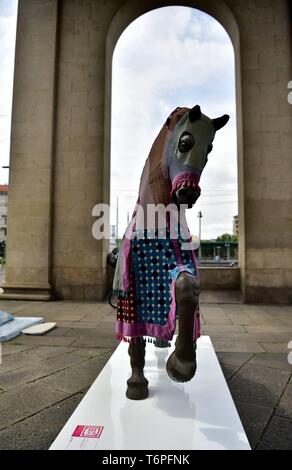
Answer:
top-left (51, 0), bottom-right (116, 299)
top-left (231, 0), bottom-right (292, 302)
top-left (199, 267), bottom-right (240, 290)
top-left (2, 0), bottom-right (59, 299)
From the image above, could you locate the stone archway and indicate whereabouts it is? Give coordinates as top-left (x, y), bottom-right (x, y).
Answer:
top-left (104, 0), bottom-right (245, 296)
top-left (2, 0), bottom-right (292, 304)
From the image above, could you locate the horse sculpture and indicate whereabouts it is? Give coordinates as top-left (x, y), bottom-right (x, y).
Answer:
top-left (113, 105), bottom-right (229, 400)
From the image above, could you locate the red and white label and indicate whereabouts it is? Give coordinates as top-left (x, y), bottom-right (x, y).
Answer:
top-left (72, 425), bottom-right (104, 439)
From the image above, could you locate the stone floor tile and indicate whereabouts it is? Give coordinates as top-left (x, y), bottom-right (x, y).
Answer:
top-left (229, 363), bottom-right (290, 408)
top-left (70, 336), bottom-right (119, 349)
top-left (275, 384), bottom-right (292, 419)
top-left (216, 352), bottom-right (253, 368)
top-left (260, 342), bottom-right (290, 353)
top-left (0, 393), bottom-right (85, 450)
top-left (0, 382), bottom-right (68, 430)
top-left (8, 335), bottom-right (77, 347)
top-left (1, 344), bottom-right (35, 356)
top-left (202, 325), bottom-right (246, 334)
top-left (211, 339), bottom-right (264, 353)
top-left (256, 415), bottom-right (292, 450)
top-left (249, 353), bottom-right (292, 371)
top-left (0, 349), bottom-right (42, 374)
top-left (235, 401), bottom-right (273, 449)
top-left (73, 347), bottom-right (112, 358)
top-left (30, 345), bottom-right (79, 358)
top-left (38, 353), bottom-right (112, 395)
top-left (0, 352), bottom-right (90, 390)
top-left (64, 327), bottom-right (107, 338)
top-left (227, 312), bottom-right (257, 326)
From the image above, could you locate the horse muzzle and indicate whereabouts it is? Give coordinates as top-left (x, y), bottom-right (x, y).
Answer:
top-left (175, 186), bottom-right (200, 208)
top-left (170, 172), bottom-right (201, 208)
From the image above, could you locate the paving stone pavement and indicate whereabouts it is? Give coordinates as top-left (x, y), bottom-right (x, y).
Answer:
top-left (0, 293), bottom-right (291, 450)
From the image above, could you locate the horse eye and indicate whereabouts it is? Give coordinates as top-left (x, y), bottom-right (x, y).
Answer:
top-left (178, 132), bottom-right (194, 153)
top-left (207, 143), bottom-right (213, 154)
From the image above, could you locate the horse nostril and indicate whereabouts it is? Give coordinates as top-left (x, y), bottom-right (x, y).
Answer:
top-left (178, 188), bottom-right (187, 197)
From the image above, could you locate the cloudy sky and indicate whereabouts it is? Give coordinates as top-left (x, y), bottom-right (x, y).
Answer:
top-left (0, 3), bottom-right (237, 240)
top-left (111, 6), bottom-right (237, 240)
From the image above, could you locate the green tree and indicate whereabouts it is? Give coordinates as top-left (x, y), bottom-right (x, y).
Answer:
top-left (216, 233), bottom-right (238, 242)
top-left (115, 238), bottom-right (123, 250)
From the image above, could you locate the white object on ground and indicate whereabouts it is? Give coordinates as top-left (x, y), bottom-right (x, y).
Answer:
top-left (0, 317), bottom-right (43, 342)
top-left (49, 336), bottom-right (251, 450)
top-left (21, 322), bottom-right (56, 335)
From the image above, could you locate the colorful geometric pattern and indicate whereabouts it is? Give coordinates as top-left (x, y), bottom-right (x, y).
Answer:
top-left (117, 229), bottom-right (197, 337)
top-left (117, 273), bottom-right (138, 324)
top-left (132, 236), bottom-right (174, 326)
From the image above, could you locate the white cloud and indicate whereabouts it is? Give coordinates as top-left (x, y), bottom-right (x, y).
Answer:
top-left (113, 9), bottom-right (233, 94)
top-left (0, 0), bottom-right (17, 17)
top-left (111, 6), bottom-right (237, 239)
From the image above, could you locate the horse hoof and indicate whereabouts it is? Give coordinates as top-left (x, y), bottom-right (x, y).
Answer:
top-left (126, 377), bottom-right (149, 400)
top-left (166, 351), bottom-right (196, 383)
top-left (126, 383), bottom-right (149, 400)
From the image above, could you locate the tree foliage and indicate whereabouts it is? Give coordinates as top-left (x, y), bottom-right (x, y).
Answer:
top-left (216, 233), bottom-right (238, 242)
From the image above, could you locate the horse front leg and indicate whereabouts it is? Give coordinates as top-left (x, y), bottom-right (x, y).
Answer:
top-left (166, 272), bottom-right (199, 382)
top-left (126, 337), bottom-right (149, 400)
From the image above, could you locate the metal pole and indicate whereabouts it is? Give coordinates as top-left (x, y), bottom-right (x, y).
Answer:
top-left (116, 196), bottom-right (119, 239)
top-left (198, 211), bottom-right (202, 259)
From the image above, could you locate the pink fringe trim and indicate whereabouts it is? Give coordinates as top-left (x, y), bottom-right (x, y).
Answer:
top-left (170, 172), bottom-right (201, 199)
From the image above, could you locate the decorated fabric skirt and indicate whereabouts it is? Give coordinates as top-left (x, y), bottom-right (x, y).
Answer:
top-left (116, 231), bottom-right (201, 342)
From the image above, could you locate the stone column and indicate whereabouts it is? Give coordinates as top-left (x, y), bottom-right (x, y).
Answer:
top-left (237, 0), bottom-right (292, 303)
top-left (51, 0), bottom-right (119, 300)
top-left (0, 0), bottom-right (59, 299)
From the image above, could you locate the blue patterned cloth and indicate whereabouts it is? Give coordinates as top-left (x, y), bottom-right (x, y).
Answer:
top-left (116, 224), bottom-right (198, 337)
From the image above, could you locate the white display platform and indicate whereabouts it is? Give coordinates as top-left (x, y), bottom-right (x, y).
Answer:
top-left (50, 336), bottom-right (250, 450)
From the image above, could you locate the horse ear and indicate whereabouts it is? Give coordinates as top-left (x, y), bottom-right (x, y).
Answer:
top-left (212, 114), bottom-right (230, 131)
top-left (189, 105), bottom-right (201, 122)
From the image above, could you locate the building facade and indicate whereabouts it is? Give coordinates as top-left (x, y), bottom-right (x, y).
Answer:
top-left (0, 185), bottom-right (8, 242)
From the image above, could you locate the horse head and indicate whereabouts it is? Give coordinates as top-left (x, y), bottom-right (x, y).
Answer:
top-left (167, 105), bottom-right (229, 208)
